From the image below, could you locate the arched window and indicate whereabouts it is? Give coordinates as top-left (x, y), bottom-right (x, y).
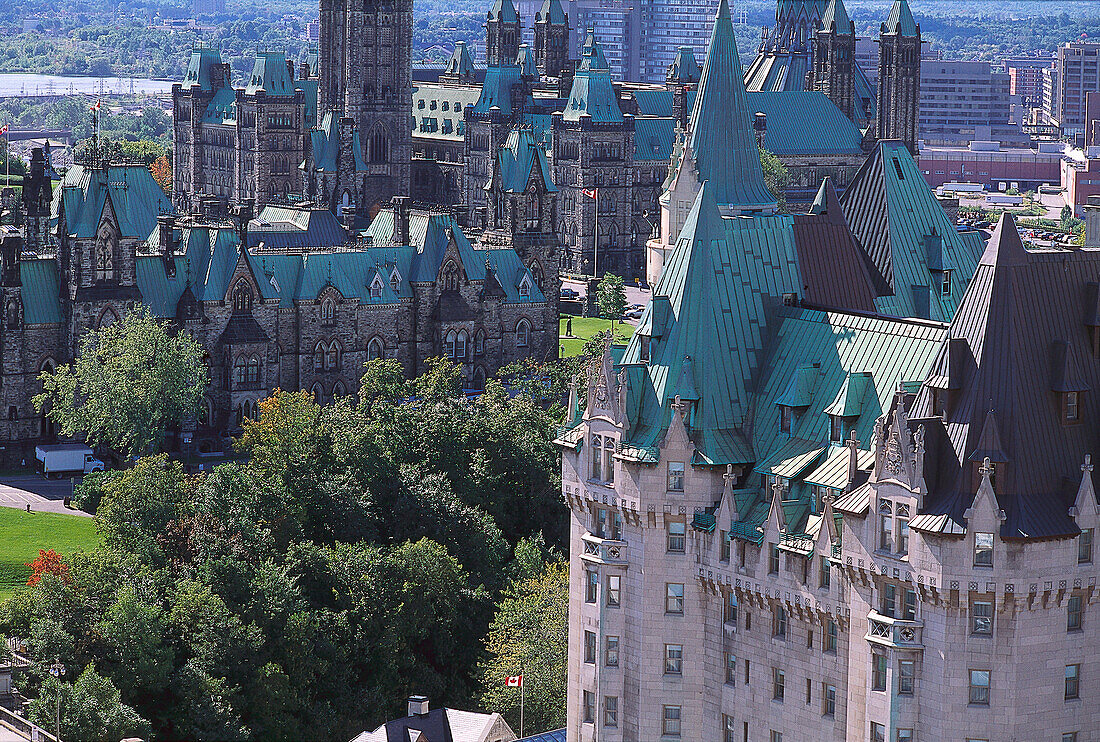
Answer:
top-left (390, 268), bottom-right (401, 293)
top-left (528, 261), bottom-right (543, 290)
top-left (311, 383), bottom-right (323, 404)
top-left (445, 330), bottom-right (457, 359)
top-left (338, 191), bottom-right (352, 217)
top-left (40, 358), bottom-right (55, 374)
top-left (370, 275), bottom-right (384, 300)
top-left (516, 318), bottom-right (530, 348)
top-left (367, 336), bottom-right (385, 361)
top-left (456, 330), bottom-right (468, 361)
top-left (243, 399), bottom-right (259, 420)
top-left (234, 356), bottom-right (248, 385)
top-left (475, 329), bottom-right (485, 355)
top-left (313, 343), bottom-right (324, 371)
top-left (441, 260), bottom-right (460, 292)
top-left (321, 297), bottom-right (335, 321)
top-left (247, 356), bottom-right (260, 385)
top-left (519, 275), bottom-right (532, 299)
top-left (97, 307), bottom-right (119, 328)
top-left (326, 341), bottom-right (340, 370)
top-left (198, 397), bottom-right (212, 426)
top-left (368, 127), bottom-right (388, 164)
top-left (233, 281), bottom-right (253, 312)
top-left (333, 381), bottom-right (346, 399)
top-left (95, 224), bottom-right (117, 282)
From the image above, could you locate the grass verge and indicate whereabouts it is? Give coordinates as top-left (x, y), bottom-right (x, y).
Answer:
top-left (0, 507), bottom-right (98, 601)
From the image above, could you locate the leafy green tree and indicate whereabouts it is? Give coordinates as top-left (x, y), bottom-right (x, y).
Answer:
top-left (760, 146), bottom-right (790, 213)
top-left (596, 272), bottom-right (627, 326)
top-left (478, 558), bottom-right (568, 734)
top-left (34, 305), bottom-right (208, 458)
top-left (29, 665), bottom-right (150, 742)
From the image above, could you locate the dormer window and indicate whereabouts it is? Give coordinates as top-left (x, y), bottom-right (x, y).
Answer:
top-left (931, 388), bottom-right (948, 419)
top-left (390, 268), bottom-right (401, 293)
top-left (779, 405), bottom-right (792, 434)
top-left (370, 274), bottom-right (384, 300)
top-left (940, 269), bottom-right (952, 296)
top-left (519, 275), bottom-right (531, 298)
top-left (640, 335), bottom-right (650, 363)
top-left (829, 414), bottom-right (844, 443)
top-left (1065, 391), bottom-right (1081, 423)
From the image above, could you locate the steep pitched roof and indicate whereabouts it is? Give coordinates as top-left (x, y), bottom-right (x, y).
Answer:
top-left (685, 0), bottom-right (776, 211)
top-left (617, 182), bottom-right (800, 465)
top-left (494, 128), bottom-right (557, 193)
top-left (883, 0), bottom-right (918, 36)
top-left (472, 64), bottom-right (529, 115)
top-left (487, 0), bottom-right (519, 22)
top-left (245, 51), bottom-right (295, 96)
top-left (516, 44), bottom-right (537, 76)
top-left (819, 0), bottom-right (852, 33)
top-left (909, 214), bottom-right (1100, 539)
top-left (181, 47), bottom-right (222, 91)
top-left (667, 46), bottom-right (701, 83)
top-left (563, 34), bottom-right (622, 123)
top-left (535, 0), bottom-right (566, 24)
top-left (839, 141), bottom-right (984, 321)
top-left (445, 42), bottom-right (476, 77)
top-left (57, 164), bottom-right (173, 241)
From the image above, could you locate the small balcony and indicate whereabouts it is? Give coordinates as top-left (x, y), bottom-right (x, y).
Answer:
top-left (866, 611), bottom-right (923, 650)
top-left (581, 533), bottom-right (628, 566)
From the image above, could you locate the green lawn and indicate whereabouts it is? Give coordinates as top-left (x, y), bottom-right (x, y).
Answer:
top-left (0, 508), bottom-right (98, 601)
top-left (559, 315), bottom-right (635, 357)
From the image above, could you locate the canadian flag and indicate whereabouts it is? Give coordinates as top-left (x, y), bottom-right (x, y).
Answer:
top-left (0, 125), bottom-right (7, 136)
top-left (505, 675), bottom-right (523, 688)
top-left (89, 100), bottom-right (102, 112)
top-left (581, 188), bottom-right (597, 199)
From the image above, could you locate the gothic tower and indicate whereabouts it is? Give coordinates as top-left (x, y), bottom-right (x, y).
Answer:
top-left (22, 147), bottom-right (53, 255)
top-left (485, 0), bottom-right (521, 67)
top-left (877, 0), bottom-right (920, 154)
top-left (533, 0), bottom-right (569, 77)
top-left (810, 0), bottom-right (856, 121)
top-left (318, 0), bottom-right (413, 209)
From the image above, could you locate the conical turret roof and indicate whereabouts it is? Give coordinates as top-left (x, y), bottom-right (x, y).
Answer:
top-left (686, 0), bottom-right (776, 211)
top-left (883, 0), bottom-right (918, 36)
top-left (820, 0), bottom-right (852, 33)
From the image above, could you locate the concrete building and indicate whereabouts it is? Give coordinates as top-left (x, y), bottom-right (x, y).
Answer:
top-left (1043, 42), bottom-right (1100, 141)
top-left (918, 141), bottom-right (1063, 191)
top-left (919, 59), bottom-right (1025, 147)
top-left (1004, 56), bottom-right (1053, 108)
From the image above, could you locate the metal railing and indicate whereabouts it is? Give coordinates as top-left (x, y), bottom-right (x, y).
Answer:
top-left (0, 705), bottom-right (61, 742)
top-left (580, 533), bottom-right (628, 565)
top-left (866, 611), bottom-right (924, 649)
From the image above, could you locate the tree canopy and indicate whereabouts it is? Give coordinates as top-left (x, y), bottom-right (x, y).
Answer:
top-left (596, 272), bottom-right (627, 324)
top-left (33, 305), bottom-right (208, 458)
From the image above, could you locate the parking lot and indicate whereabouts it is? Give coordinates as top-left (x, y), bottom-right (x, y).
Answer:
top-left (0, 474), bottom-right (88, 516)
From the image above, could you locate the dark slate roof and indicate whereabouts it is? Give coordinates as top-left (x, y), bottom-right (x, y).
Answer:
top-left (746, 91), bottom-right (863, 156)
top-left (473, 64), bottom-right (530, 115)
top-left (839, 141), bottom-right (984, 321)
top-left (744, 50), bottom-right (876, 127)
top-left (792, 178), bottom-right (878, 312)
top-left (909, 214), bottom-right (1100, 540)
top-left (686, 0), bottom-right (777, 211)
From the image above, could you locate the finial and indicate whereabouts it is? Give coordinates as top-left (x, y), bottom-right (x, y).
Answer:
top-left (979, 457), bottom-right (995, 479)
top-left (1084, 454), bottom-right (1094, 473)
top-left (846, 429), bottom-right (859, 449)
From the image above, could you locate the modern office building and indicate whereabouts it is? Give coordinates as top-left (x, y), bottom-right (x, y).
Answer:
top-left (919, 59), bottom-right (1025, 146)
top-left (1043, 42), bottom-right (1100, 140)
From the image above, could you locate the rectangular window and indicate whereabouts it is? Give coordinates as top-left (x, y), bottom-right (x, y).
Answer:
top-left (822, 683), bottom-right (836, 716)
top-left (611, 510), bottom-right (623, 540)
top-left (1066, 391), bottom-right (1079, 421)
top-left (585, 571), bottom-right (598, 603)
top-left (723, 715), bottom-right (736, 742)
top-left (584, 630), bottom-right (596, 664)
top-left (724, 592), bottom-right (738, 623)
top-left (903, 589), bottom-right (917, 621)
top-left (667, 521), bottom-right (686, 553)
top-left (1065, 664), bottom-right (1080, 700)
top-left (720, 531), bottom-right (731, 562)
top-left (667, 461), bottom-right (685, 491)
top-left (725, 652), bottom-right (736, 683)
top-left (1068, 595), bottom-right (1083, 631)
top-left (604, 695), bottom-right (618, 727)
top-left (969, 669), bottom-right (990, 705)
top-left (819, 556), bottom-right (831, 589)
top-left (662, 705), bottom-right (681, 737)
top-left (666, 583), bottom-right (684, 614)
top-left (825, 619), bottom-right (838, 653)
top-left (879, 509), bottom-right (893, 552)
top-left (769, 543), bottom-right (780, 574)
top-left (606, 574), bottom-right (621, 607)
top-left (972, 601), bottom-right (993, 634)
top-left (872, 654), bottom-right (888, 692)
top-left (772, 667), bottom-right (785, 700)
top-left (871, 722), bottom-right (886, 742)
top-left (899, 659), bottom-right (915, 695)
top-left (664, 644), bottom-right (683, 675)
top-left (881, 584), bottom-right (897, 618)
top-left (897, 730), bottom-right (913, 742)
top-left (807, 627), bottom-right (814, 649)
top-left (771, 732), bottom-right (782, 742)
top-left (595, 508), bottom-right (608, 538)
top-left (591, 436), bottom-right (603, 480)
top-left (773, 605), bottom-right (788, 638)
top-left (806, 677), bottom-right (812, 704)
top-left (745, 659), bottom-right (750, 685)
top-left (1080, 528), bottom-right (1094, 564)
top-left (974, 532), bottom-right (994, 567)
top-left (583, 690), bottom-right (595, 722)
top-left (897, 505), bottom-right (910, 555)
top-left (1064, 734), bottom-right (1079, 742)
top-left (780, 405), bottom-right (792, 434)
top-left (830, 415), bottom-right (843, 442)
top-left (605, 635), bottom-right (619, 667)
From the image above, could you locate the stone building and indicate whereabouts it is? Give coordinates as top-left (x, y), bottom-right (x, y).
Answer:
top-left (172, 48), bottom-right (316, 211)
top-left (0, 150), bottom-right (555, 460)
top-left (553, 4), bottom-right (1096, 739)
top-left (876, 0), bottom-right (921, 154)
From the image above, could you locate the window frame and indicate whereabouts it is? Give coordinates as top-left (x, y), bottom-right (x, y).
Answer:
top-left (974, 532), bottom-right (994, 567)
top-left (971, 600), bottom-right (993, 635)
top-left (872, 653), bottom-right (888, 692)
top-left (667, 520), bottom-right (686, 553)
top-left (606, 574), bottom-right (621, 607)
top-left (1079, 528), bottom-right (1094, 564)
top-left (1068, 594), bottom-right (1084, 631)
top-left (898, 659), bottom-right (915, 695)
top-left (772, 667), bottom-right (785, 700)
top-left (666, 582), bottom-right (685, 614)
top-left (969, 669), bottom-right (991, 705)
top-left (661, 705), bottom-right (681, 737)
top-left (667, 461), bottom-right (685, 492)
top-left (605, 635), bottom-right (619, 667)
top-left (1065, 663), bottom-right (1080, 700)
top-left (664, 644), bottom-right (683, 675)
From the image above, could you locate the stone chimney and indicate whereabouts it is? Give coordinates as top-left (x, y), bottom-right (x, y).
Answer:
top-left (234, 198), bottom-right (255, 248)
top-left (407, 696), bottom-right (429, 716)
top-left (392, 196), bottom-right (411, 246)
top-left (157, 214), bottom-right (177, 256)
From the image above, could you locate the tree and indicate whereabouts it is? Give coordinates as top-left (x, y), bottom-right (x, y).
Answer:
top-left (29, 665), bottom-right (150, 742)
top-left (596, 272), bottom-right (627, 327)
top-left (150, 154), bottom-right (172, 193)
top-left (760, 146), bottom-right (789, 213)
top-left (33, 305), bottom-right (208, 458)
top-left (478, 558), bottom-right (568, 734)
top-left (25, 549), bottom-right (70, 587)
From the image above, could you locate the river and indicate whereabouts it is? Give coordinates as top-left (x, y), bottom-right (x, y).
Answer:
top-left (0, 73), bottom-right (174, 98)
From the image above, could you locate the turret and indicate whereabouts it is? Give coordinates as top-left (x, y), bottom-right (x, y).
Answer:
top-left (485, 0), bottom-right (521, 67)
top-left (533, 0), bottom-right (569, 77)
top-left (877, 0), bottom-right (921, 154)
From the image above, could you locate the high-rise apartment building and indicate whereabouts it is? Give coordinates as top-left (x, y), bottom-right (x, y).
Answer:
top-left (1043, 42), bottom-right (1100, 140)
top-left (919, 59), bottom-right (1024, 146)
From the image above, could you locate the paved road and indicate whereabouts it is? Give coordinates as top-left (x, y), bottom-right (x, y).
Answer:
top-left (0, 723), bottom-right (27, 742)
top-left (561, 277), bottom-right (652, 323)
top-left (0, 474), bottom-right (89, 517)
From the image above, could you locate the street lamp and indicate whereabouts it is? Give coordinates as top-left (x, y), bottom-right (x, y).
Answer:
top-left (47, 662), bottom-right (65, 741)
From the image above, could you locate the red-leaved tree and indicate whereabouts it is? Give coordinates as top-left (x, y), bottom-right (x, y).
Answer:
top-left (25, 549), bottom-right (70, 587)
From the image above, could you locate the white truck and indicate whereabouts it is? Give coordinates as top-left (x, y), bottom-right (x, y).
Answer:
top-left (34, 444), bottom-right (105, 478)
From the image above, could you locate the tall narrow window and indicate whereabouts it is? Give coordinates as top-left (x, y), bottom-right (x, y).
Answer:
top-left (769, 543), bottom-right (780, 574)
top-left (825, 619), bottom-right (838, 653)
top-left (772, 668), bottom-right (785, 700)
top-left (881, 584), bottom-right (897, 618)
top-left (606, 574), bottom-right (621, 607)
top-left (969, 669), bottom-right (990, 705)
top-left (666, 583), bottom-right (684, 614)
top-left (1066, 391), bottom-right (1080, 422)
top-left (516, 318), bottom-right (530, 347)
top-left (583, 691), bottom-right (595, 723)
top-left (940, 269), bottom-right (952, 296)
top-left (899, 659), bottom-right (915, 695)
top-left (667, 461), bottom-right (685, 491)
top-left (1065, 665), bottom-right (1080, 700)
top-left (724, 592), bottom-right (738, 623)
top-left (591, 435), bottom-right (603, 480)
top-left (585, 571), bottom-right (598, 603)
top-left (872, 654), bottom-right (887, 691)
top-left (819, 556), bottom-right (831, 589)
top-left (604, 696), bottom-right (618, 727)
top-left (662, 706), bottom-right (681, 737)
top-left (667, 521), bottom-right (686, 553)
top-left (903, 589), bottom-right (917, 621)
top-left (974, 532), bottom-right (994, 567)
top-left (871, 722), bottom-right (886, 742)
top-left (879, 499), bottom-right (894, 552)
top-left (822, 683), bottom-right (836, 716)
top-left (1079, 528), bottom-right (1094, 564)
top-left (664, 644), bottom-right (683, 675)
top-left (584, 630), bottom-right (596, 663)
top-left (1068, 595), bottom-right (1084, 631)
top-left (725, 652), bottom-right (736, 683)
top-left (605, 636), bottom-right (619, 667)
top-left (971, 601), bottom-right (993, 634)
top-left (772, 606), bottom-right (787, 638)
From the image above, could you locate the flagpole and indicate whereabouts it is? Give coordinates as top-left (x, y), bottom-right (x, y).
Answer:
top-left (593, 187), bottom-right (599, 279)
top-left (519, 668), bottom-right (524, 739)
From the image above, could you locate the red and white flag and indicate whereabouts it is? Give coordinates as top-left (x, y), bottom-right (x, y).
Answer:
top-left (505, 675), bottom-right (523, 688)
top-left (581, 188), bottom-right (597, 199)
top-left (89, 100), bottom-right (102, 112)
top-left (0, 125), bottom-right (8, 136)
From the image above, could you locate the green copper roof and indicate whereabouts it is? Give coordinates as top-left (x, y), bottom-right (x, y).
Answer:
top-left (775, 363), bottom-right (820, 407)
top-left (883, 0), bottom-right (918, 36)
top-left (668, 47), bottom-right (701, 83)
top-left (535, 0), bottom-right (566, 24)
top-left (201, 85), bottom-right (237, 125)
top-left (687, 0), bottom-right (776, 211)
top-left (516, 44), bottom-right (537, 76)
top-left (823, 371), bottom-right (871, 417)
top-left (56, 164), bottom-right (173, 241)
top-left (473, 64), bottom-right (530, 115)
top-left (634, 117), bottom-right (676, 162)
top-left (182, 47), bottom-right (222, 91)
top-left (445, 42), bottom-right (476, 77)
top-left (494, 128), bottom-right (557, 193)
top-left (746, 91), bottom-right (862, 155)
top-left (20, 259), bottom-right (62, 325)
top-left (819, 0), bottom-right (851, 33)
top-left (488, 0), bottom-right (519, 22)
top-left (563, 34), bottom-right (622, 123)
top-left (617, 182), bottom-right (800, 465)
top-left (245, 51), bottom-right (295, 96)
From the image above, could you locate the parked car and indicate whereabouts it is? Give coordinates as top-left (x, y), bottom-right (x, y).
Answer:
top-left (560, 287), bottom-right (580, 299)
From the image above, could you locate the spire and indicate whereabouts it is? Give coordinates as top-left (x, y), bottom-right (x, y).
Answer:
top-left (883, 0), bottom-right (918, 36)
top-left (536, 0), bottom-right (566, 24)
top-left (667, 46), bottom-right (700, 84)
top-left (820, 0), bottom-right (852, 33)
top-left (686, 0), bottom-right (776, 212)
top-left (808, 176), bottom-right (845, 225)
top-left (981, 213), bottom-right (1029, 268)
top-left (488, 0), bottom-right (519, 22)
top-left (579, 29), bottom-right (610, 71)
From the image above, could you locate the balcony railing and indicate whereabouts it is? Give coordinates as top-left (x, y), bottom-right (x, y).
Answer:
top-left (866, 611), bottom-right (924, 649)
top-left (581, 533), bottom-right (628, 565)
top-left (729, 520), bottom-right (765, 544)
